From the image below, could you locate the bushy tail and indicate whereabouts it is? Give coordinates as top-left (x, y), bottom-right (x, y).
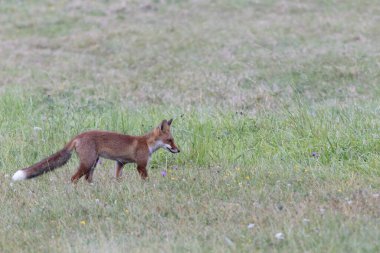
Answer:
top-left (12, 148), bottom-right (72, 181)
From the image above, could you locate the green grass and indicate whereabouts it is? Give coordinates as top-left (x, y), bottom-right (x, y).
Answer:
top-left (0, 1), bottom-right (379, 252)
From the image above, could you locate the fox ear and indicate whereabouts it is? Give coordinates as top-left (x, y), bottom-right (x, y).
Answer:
top-left (159, 119), bottom-right (168, 132)
top-left (168, 118), bottom-right (173, 126)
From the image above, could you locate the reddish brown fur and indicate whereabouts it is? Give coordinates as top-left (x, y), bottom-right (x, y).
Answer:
top-left (14, 119), bottom-right (180, 183)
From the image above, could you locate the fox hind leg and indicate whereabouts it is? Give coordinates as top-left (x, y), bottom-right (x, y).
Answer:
top-left (115, 161), bottom-right (125, 179)
top-left (85, 157), bottom-right (99, 183)
top-left (71, 163), bottom-right (92, 183)
top-left (71, 140), bottom-right (98, 183)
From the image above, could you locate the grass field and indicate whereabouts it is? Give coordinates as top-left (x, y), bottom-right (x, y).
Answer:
top-left (1, 0), bottom-right (379, 252)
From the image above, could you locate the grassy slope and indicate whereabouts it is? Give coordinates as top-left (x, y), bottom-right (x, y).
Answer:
top-left (0, 1), bottom-right (379, 252)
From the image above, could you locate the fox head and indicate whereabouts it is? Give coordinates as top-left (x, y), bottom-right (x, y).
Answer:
top-left (149, 119), bottom-right (180, 154)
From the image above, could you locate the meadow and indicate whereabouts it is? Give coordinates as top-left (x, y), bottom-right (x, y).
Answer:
top-left (0, 0), bottom-right (379, 252)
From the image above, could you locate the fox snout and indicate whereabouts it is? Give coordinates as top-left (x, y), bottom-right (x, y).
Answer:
top-left (169, 146), bottom-right (180, 153)
top-left (164, 143), bottom-right (180, 153)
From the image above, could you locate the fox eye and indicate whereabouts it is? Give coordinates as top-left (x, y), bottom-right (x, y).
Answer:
top-left (167, 138), bottom-right (173, 142)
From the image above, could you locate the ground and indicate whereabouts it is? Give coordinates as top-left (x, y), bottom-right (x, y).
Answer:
top-left (0, 0), bottom-right (379, 252)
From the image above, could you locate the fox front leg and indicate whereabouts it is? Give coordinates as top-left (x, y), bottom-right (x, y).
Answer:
top-left (136, 161), bottom-right (148, 179)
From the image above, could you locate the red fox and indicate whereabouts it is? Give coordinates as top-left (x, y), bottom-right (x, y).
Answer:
top-left (12, 119), bottom-right (180, 183)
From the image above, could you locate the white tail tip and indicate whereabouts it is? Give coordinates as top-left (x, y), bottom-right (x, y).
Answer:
top-left (12, 170), bottom-right (27, 181)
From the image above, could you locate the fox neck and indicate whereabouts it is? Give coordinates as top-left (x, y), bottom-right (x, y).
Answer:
top-left (148, 140), bottom-right (164, 155)
top-left (145, 130), bottom-right (162, 155)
